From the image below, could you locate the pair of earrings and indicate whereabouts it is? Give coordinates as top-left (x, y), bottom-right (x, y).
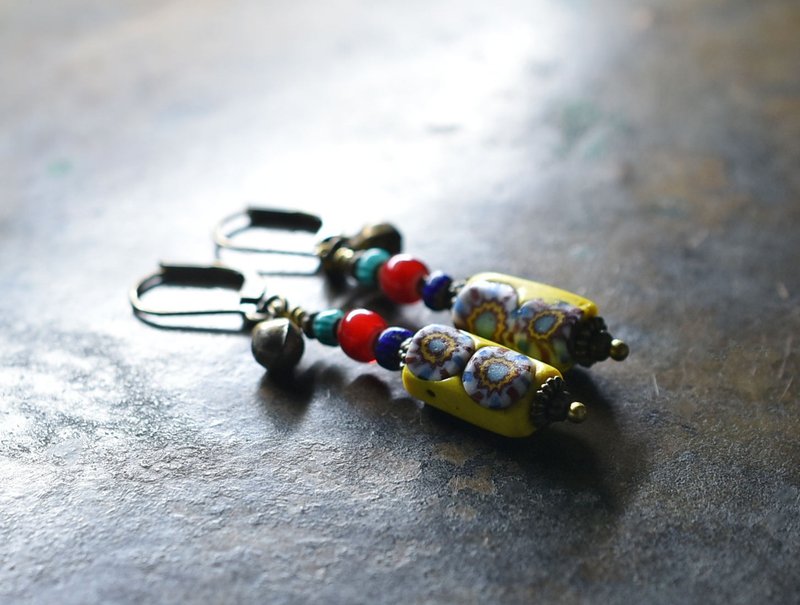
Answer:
top-left (131, 208), bottom-right (628, 438)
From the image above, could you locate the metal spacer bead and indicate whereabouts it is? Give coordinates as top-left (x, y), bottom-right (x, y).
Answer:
top-left (332, 246), bottom-right (356, 272)
top-left (397, 337), bottom-right (413, 369)
top-left (447, 279), bottom-right (466, 308)
top-left (288, 305), bottom-right (308, 329)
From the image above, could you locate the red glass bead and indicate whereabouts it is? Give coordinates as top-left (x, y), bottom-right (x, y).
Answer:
top-left (337, 309), bottom-right (388, 362)
top-left (378, 254), bottom-right (429, 304)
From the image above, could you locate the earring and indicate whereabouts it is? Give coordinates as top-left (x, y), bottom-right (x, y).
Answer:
top-left (214, 207), bottom-right (629, 373)
top-left (130, 263), bottom-right (587, 438)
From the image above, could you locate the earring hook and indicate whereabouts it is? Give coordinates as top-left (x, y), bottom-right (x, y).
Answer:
top-left (129, 263), bottom-right (270, 331)
top-left (213, 206), bottom-right (403, 276)
top-left (214, 208), bottom-right (323, 256)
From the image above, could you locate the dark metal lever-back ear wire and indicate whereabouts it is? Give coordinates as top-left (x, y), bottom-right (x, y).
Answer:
top-left (214, 208), bottom-right (323, 256)
top-left (213, 207), bottom-right (403, 276)
top-left (130, 263), bottom-right (275, 331)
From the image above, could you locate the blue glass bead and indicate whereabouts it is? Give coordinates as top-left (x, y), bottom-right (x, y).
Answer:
top-left (312, 309), bottom-right (344, 346)
top-left (354, 248), bottom-right (391, 286)
top-left (374, 327), bottom-right (414, 371)
top-left (422, 271), bottom-right (454, 311)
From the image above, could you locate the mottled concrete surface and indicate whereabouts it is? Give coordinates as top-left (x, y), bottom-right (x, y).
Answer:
top-left (1, 0), bottom-right (798, 603)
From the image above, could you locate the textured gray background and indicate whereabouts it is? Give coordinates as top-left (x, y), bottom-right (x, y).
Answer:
top-left (1, 0), bottom-right (799, 603)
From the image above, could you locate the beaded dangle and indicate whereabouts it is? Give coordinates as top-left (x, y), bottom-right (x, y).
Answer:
top-left (131, 264), bottom-right (587, 438)
top-left (215, 208), bottom-right (629, 373)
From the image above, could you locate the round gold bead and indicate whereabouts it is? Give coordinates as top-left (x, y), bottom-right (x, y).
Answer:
top-left (609, 339), bottom-right (629, 361)
top-left (332, 247), bottom-right (355, 269)
top-left (567, 401), bottom-right (587, 423)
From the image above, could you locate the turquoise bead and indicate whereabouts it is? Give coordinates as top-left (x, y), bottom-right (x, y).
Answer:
top-left (312, 309), bottom-right (344, 346)
top-left (354, 248), bottom-right (391, 286)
